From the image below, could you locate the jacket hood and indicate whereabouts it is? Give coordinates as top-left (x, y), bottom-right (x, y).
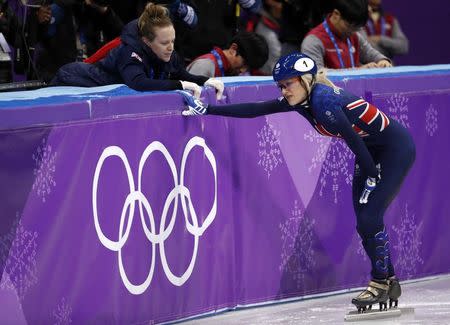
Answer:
top-left (121, 19), bottom-right (168, 64)
top-left (121, 20), bottom-right (144, 51)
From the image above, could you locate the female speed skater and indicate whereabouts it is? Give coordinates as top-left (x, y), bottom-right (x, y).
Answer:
top-left (179, 52), bottom-right (415, 312)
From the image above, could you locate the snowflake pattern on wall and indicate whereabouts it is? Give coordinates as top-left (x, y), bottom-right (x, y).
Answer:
top-left (386, 93), bottom-right (410, 129)
top-left (279, 200), bottom-right (316, 288)
top-left (0, 213), bottom-right (38, 301)
top-left (257, 117), bottom-right (283, 179)
top-left (305, 131), bottom-right (353, 203)
top-left (53, 297), bottom-right (72, 325)
top-left (425, 104), bottom-right (438, 137)
top-left (392, 204), bottom-right (424, 279)
top-left (32, 137), bottom-right (58, 203)
top-left (356, 239), bottom-right (368, 261)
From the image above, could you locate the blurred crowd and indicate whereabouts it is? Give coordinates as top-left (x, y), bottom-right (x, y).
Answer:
top-left (0, 0), bottom-right (408, 86)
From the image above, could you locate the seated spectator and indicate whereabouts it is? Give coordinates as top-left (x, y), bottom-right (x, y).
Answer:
top-left (279, 0), bottom-right (330, 56)
top-left (186, 31), bottom-right (269, 77)
top-left (361, 0), bottom-right (408, 60)
top-left (301, 0), bottom-right (391, 70)
top-left (50, 3), bottom-right (223, 98)
top-left (254, 0), bottom-right (282, 75)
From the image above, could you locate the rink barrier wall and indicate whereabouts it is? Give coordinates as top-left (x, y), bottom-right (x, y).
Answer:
top-left (0, 65), bottom-right (449, 324)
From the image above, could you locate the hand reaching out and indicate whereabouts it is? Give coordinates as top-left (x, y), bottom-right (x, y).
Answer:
top-left (177, 90), bottom-right (208, 116)
top-left (204, 78), bottom-right (224, 100)
top-left (180, 80), bottom-right (202, 98)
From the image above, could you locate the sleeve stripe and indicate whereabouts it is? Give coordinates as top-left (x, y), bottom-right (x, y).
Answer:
top-left (347, 99), bottom-right (365, 110)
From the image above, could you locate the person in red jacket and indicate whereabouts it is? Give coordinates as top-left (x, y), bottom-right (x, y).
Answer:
top-left (186, 31), bottom-right (269, 77)
top-left (301, 0), bottom-right (391, 70)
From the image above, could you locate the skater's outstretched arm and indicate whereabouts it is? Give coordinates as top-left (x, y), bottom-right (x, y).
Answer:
top-left (179, 91), bottom-right (291, 118)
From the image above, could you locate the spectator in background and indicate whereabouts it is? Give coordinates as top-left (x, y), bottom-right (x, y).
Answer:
top-left (279, 0), bottom-right (330, 56)
top-left (144, 0), bottom-right (198, 29)
top-left (27, 0), bottom-right (78, 82)
top-left (301, 0), bottom-right (391, 70)
top-left (51, 3), bottom-right (224, 98)
top-left (187, 31), bottom-right (268, 77)
top-left (361, 0), bottom-right (408, 60)
top-left (254, 0), bottom-right (282, 75)
top-left (179, 0), bottom-right (261, 64)
top-left (109, 0), bottom-right (141, 25)
top-left (76, 0), bottom-right (124, 57)
top-left (0, 0), bottom-right (30, 81)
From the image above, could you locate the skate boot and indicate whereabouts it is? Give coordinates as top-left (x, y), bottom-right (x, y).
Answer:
top-left (351, 279), bottom-right (389, 313)
top-left (388, 276), bottom-right (401, 308)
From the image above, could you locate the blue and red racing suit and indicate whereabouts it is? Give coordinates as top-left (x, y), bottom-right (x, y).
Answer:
top-left (207, 83), bottom-right (415, 279)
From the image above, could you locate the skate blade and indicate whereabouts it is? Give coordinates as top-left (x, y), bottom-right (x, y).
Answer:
top-left (344, 307), bottom-right (401, 322)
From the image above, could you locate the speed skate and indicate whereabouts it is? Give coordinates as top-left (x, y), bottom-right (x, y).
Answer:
top-left (344, 306), bottom-right (414, 322)
top-left (345, 277), bottom-right (415, 321)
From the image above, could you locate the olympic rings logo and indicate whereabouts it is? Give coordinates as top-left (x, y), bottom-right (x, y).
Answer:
top-left (92, 136), bottom-right (217, 295)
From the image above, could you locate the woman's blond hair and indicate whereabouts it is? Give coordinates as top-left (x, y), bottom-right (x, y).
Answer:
top-left (300, 68), bottom-right (339, 95)
top-left (138, 2), bottom-right (173, 41)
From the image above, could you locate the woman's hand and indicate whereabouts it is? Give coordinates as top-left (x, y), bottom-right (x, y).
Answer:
top-left (37, 5), bottom-right (51, 24)
top-left (204, 78), bottom-right (224, 100)
top-left (377, 59), bottom-right (392, 68)
top-left (180, 80), bottom-right (202, 98)
top-left (359, 62), bottom-right (378, 69)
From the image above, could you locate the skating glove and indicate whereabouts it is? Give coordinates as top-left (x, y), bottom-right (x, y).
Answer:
top-left (204, 78), bottom-right (224, 100)
top-left (376, 163), bottom-right (381, 180)
top-left (359, 163), bottom-right (382, 204)
top-left (177, 90), bottom-right (208, 116)
top-left (359, 177), bottom-right (377, 204)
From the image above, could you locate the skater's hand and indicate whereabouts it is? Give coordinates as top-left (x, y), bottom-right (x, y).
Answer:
top-left (177, 90), bottom-right (208, 116)
top-left (359, 177), bottom-right (377, 204)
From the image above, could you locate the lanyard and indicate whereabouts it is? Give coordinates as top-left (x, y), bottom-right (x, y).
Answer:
top-left (211, 49), bottom-right (225, 77)
top-left (323, 19), bottom-right (355, 68)
top-left (367, 16), bottom-right (386, 36)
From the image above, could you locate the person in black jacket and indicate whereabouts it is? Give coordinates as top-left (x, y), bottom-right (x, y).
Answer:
top-left (76, 0), bottom-right (124, 58)
top-left (51, 2), bottom-right (223, 98)
top-left (27, 0), bottom-right (78, 82)
top-left (179, 0), bottom-right (262, 64)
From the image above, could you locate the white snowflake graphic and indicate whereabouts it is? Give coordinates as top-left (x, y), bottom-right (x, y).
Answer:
top-left (32, 137), bottom-right (57, 203)
top-left (53, 297), bottom-right (72, 325)
top-left (305, 132), bottom-right (353, 203)
top-left (257, 117), bottom-right (283, 178)
top-left (279, 200), bottom-right (316, 288)
top-left (356, 239), bottom-right (368, 261)
top-left (0, 213), bottom-right (38, 301)
top-left (425, 104), bottom-right (438, 137)
top-left (386, 93), bottom-right (410, 128)
top-left (392, 204), bottom-right (424, 279)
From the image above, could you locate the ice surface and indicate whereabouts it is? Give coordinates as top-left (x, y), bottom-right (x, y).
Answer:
top-left (181, 274), bottom-right (450, 324)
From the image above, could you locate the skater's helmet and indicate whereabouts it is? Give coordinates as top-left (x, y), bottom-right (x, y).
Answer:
top-left (272, 52), bottom-right (317, 82)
